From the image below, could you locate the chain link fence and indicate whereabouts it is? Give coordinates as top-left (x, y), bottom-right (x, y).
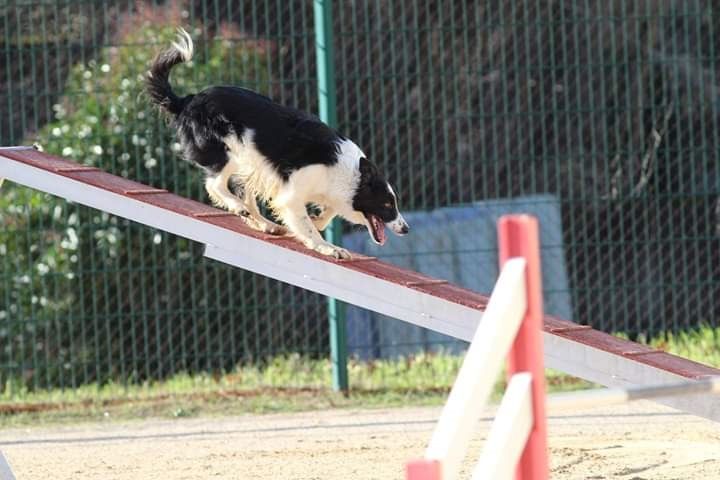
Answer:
top-left (1, 0), bottom-right (719, 390)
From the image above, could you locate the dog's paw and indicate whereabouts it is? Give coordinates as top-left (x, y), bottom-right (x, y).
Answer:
top-left (241, 216), bottom-right (287, 236)
top-left (241, 216), bottom-right (261, 230)
top-left (262, 223), bottom-right (287, 236)
top-left (314, 243), bottom-right (351, 260)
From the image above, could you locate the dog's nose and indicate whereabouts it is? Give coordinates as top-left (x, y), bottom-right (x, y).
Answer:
top-left (389, 216), bottom-right (409, 236)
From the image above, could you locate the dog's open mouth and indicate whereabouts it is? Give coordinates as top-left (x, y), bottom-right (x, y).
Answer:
top-left (365, 214), bottom-right (387, 245)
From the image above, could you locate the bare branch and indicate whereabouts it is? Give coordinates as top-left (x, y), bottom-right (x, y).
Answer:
top-left (630, 102), bottom-right (674, 197)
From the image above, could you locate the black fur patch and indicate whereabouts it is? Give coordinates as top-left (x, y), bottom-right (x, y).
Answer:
top-left (173, 86), bottom-right (342, 179)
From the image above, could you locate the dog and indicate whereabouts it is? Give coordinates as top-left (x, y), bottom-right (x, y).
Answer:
top-left (145, 29), bottom-right (409, 259)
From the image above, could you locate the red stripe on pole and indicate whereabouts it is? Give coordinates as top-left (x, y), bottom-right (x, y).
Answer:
top-left (498, 215), bottom-right (548, 480)
top-left (405, 459), bottom-right (442, 480)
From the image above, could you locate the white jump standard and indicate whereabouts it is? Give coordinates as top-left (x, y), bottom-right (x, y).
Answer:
top-left (406, 215), bottom-right (549, 480)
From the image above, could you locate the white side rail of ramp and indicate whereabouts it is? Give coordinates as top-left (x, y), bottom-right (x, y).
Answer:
top-left (1, 146), bottom-right (719, 421)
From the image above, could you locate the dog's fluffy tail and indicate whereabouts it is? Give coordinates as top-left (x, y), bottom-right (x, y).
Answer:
top-left (146, 28), bottom-right (194, 116)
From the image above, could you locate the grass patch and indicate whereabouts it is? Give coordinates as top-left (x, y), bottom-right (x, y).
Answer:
top-left (0, 353), bottom-right (589, 427)
top-left (2, 326), bottom-right (718, 427)
top-left (634, 326), bottom-right (720, 366)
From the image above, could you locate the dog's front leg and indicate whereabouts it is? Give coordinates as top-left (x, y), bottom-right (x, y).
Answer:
top-left (278, 203), bottom-right (350, 259)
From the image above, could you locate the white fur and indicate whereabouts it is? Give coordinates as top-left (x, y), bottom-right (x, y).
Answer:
top-left (224, 131), bottom-right (285, 202)
top-left (172, 28), bottom-right (194, 62)
top-left (387, 212), bottom-right (408, 235)
top-left (205, 130), bottom-right (286, 235)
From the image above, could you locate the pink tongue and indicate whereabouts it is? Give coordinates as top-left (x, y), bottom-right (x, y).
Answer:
top-left (372, 216), bottom-right (387, 245)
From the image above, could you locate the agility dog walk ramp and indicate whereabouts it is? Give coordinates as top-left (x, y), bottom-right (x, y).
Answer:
top-left (1, 146), bottom-right (719, 421)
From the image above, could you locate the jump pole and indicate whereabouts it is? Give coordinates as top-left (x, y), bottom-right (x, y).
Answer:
top-left (498, 215), bottom-right (548, 480)
top-left (548, 376), bottom-right (720, 411)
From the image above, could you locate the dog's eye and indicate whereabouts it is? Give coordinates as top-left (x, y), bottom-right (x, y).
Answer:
top-left (383, 202), bottom-right (392, 208)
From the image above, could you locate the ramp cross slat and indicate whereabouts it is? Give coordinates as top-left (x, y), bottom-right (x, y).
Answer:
top-left (1, 146), bottom-right (719, 421)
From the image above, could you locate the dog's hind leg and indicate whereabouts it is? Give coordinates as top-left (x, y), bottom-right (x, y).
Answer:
top-left (204, 174), bottom-right (250, 217)
top-left (276, 202), bottom-right (350, 259)
top-left (243, 193), bottom-right (287, 236)
top-left (209, 173), bottom-right (285, 235)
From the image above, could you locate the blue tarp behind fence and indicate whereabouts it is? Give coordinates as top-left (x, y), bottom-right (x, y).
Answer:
top-left (343, 195), bottom-right (571, 359)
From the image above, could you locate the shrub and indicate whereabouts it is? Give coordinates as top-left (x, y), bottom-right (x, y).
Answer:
top-left (2, 19), bottom-right (270, 390)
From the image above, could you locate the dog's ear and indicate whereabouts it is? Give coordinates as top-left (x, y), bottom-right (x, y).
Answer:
top-left (358, 158), bottom-right (382, 194)
top-left (357, 157), bottom-right (390, 200)
top-left (359, 157), bottom-right (378, 178)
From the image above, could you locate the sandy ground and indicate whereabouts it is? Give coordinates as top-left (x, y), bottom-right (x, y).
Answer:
top-left (1, 401), bottom-right (719, 480)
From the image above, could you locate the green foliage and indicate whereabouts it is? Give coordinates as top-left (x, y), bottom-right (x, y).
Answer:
top-left (1, 22), bottom-right (270, 390)
top-left (36, 25), bottom-right (269, 184)
top-left (629, 326), bottom-right (720, 368)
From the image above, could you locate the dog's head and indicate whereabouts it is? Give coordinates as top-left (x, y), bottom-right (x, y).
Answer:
top-left (350, 158), bottom-right (409, 245)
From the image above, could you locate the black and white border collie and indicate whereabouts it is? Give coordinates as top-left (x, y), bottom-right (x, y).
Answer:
top-left (145, 29), bottom-right (409, 259)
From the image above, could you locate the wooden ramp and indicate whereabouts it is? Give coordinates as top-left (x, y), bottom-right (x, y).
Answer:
top-left (1, 146), bottom-right (718, 421)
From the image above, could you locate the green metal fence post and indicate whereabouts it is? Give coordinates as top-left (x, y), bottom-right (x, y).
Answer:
top-left (313, 0), bottom-right (348, 392)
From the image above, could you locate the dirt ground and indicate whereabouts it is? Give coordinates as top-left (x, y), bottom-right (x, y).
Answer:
top-left (1, 400), bottom-right (719, 480)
